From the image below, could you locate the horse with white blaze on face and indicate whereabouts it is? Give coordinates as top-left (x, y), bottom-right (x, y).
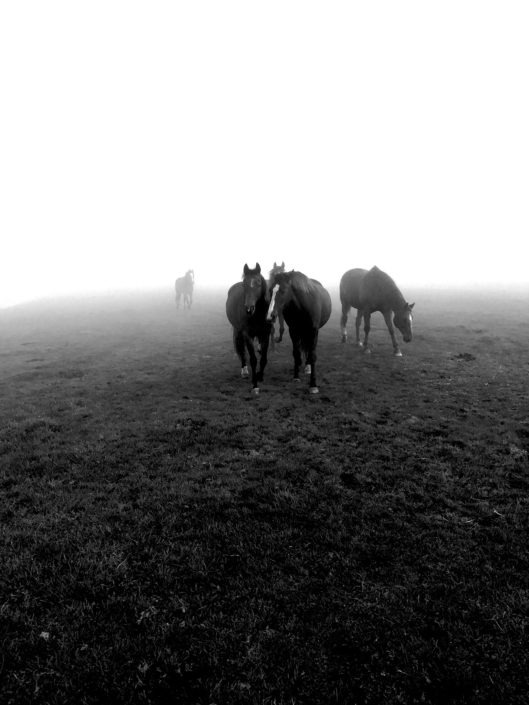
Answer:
top-left (225, 263), bottom-right (272, 395)
top-left (267, 261), bottom-right (286, 347)
top-left (340, 266), bottom-right (414, 356)
top-left (267, 269), bottom-right (331, 394)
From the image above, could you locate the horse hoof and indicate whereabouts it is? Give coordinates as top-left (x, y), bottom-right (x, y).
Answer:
top-left (394, 352), bottom-right (403, 357)
top-left (251, 387), bottom-right (260, 395)
top-left (241, 366), bottom-right (249, 378)
top-left (309, 386), bottom-right (319, 394)
top-left (293, 377), bottom-right (301, 383)
top-left (341, 335), bottom-right (347, 343)
top-left (304, 364), bottom-right (311, 375)
top-left (364, 348), bottom-right (371, 355)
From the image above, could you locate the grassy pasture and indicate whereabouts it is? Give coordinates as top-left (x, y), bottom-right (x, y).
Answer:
top-left (1, 286), bottom-right (528, 704)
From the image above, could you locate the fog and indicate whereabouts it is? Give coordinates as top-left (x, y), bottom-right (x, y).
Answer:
top-left (1, 2), bottom-right (528, 309)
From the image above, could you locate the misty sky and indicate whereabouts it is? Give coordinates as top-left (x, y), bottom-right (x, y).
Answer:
top-left (1, 2), bottom-right (528, 307)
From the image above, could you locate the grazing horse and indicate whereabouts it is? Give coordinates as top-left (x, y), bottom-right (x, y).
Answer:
top-left (268, 261), bottom-right (286, 347)
top-left (175, 269), bottom-right (194, 309)
top-left (225, 263), bottom-right (272, 394)
top-left (267, 270), bottom-right (331, 393)
top-left (339, 266), bottom-right (414, 356)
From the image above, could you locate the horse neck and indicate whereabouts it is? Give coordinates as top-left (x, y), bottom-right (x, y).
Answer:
top-left (288, 277), bottom-right (316, 310)
top-left (388, 284), bottom-right (406, 312)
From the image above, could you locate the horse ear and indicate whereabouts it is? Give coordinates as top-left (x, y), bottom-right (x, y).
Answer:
top-left (243, 264), bottom-right (249, 275)
top-left (409, 302), bottom-right (415, 310)
top-left (281, 261), bottom-right (285, 268)
top-left (255, 263), bottom-right (261, 273)
top-left (273, 261), bottom-right (277, 267)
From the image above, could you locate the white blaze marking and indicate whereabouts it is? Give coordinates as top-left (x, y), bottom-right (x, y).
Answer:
top-left (266, 284), bottom-right (279, 321)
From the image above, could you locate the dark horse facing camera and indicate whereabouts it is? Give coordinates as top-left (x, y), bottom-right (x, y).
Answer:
top-left (226, 263), bottom-right (272, 395)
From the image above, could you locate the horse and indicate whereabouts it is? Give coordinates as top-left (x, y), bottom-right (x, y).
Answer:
top-left (267, 270), bottom-right (331, 393)
top-left (175, 269), bottom-right (194, 309)
top-left (339, 266), bottom-right (414, 356)
top-left (225, 263), bottom-right (272, 394)
top-left (268, 261), bottom-right (286, 347)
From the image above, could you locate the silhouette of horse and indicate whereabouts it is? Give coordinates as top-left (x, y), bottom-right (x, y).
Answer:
top-left (267, 270), bottom-right (331, 393)
top-left (339, 266), bottom-right (414, 356)
top-left (175, 270), bottom-right (194, 309)
top-left (226, 263), bottom-right (272, 394)
top-left (268, 261), bottom-right (286, 347)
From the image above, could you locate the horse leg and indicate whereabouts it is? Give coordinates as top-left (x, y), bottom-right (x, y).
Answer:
top-left (289, 329), bottom-right (302, 382)
top-left (246, 338), bottom-right (259, 391)
top-left (305, 329), bottom-right (319, 393)
top-left (355, 310), bottom-right (363, 347)
top-left (257, 330), bottom-right (270, 383)
top-left (276, 312), bottom-right (285, 343)
top-left (234, 331), bottom-right (249, 377)
top-left (383, 311), bottom-right (402, 356)
top-left (340, 302), bottom-right (351, 343)
top-left (362, 312), bottom-right (372, 352)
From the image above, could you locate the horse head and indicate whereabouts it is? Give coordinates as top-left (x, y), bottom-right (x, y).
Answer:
top-left (242, 263), bottom-right (265, 315)
top-left (394, 302), bottom-right (415, 342)
top-left (266, 271), bottom-right (294, 321)
top-left (269, 260), bottom-right (285, 278)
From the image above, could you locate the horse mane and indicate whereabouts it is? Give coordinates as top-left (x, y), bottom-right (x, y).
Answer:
top-left (369, 266), bottom-right (407, 309)
top-left (284, 270), bottom-right (319, 295)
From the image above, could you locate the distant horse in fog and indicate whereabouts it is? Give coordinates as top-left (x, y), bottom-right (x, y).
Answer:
top-left (175, 270), bottom-right (194, 309)
top-left (268, 261), bottom-right (286, 348)
top-left (226, 263), bottom-right (272, 394)
top-left (267, 270), bottom-right (331, 394)
top-left (339, 266), bottom-right (414, 356)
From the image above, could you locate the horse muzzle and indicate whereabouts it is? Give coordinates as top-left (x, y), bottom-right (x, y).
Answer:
top-left (246, 305), bottom-right (255, 316)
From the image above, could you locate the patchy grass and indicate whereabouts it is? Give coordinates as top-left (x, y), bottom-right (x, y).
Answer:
top-left (1, 288), bottom-right (529, 704)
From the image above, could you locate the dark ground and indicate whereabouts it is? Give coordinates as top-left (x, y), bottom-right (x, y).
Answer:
top-left (1, 285), bottom-right (528, 704)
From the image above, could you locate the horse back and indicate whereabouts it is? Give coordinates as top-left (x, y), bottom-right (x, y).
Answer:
top-left (358, 266), bottom-right (400, 312)
top-left (283, 282), bottom-right (331, 330)
top-left (340, 268), bottom-right (368, 309)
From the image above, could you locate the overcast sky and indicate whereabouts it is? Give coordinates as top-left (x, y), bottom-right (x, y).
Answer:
top-left (1, 2), bottom-right (528, 307)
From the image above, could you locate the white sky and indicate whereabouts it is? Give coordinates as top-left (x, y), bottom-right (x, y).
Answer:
top-left (1, 2), bottom-right (528, 307)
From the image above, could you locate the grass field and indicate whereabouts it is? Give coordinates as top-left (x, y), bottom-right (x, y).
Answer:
top-left (1, 286), bottom-right (528, 704)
